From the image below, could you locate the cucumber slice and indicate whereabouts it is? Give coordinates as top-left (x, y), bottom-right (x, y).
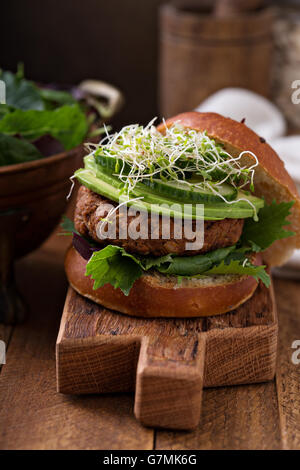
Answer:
top-left (93, 154), bottom-right (237, 202)
top-left (142, 178), bottom-right (237, 203)
top-left (77, 159), bottom-right (264, 220)
top-left (85, 155), bottom-right (124, 189)
top-left (95, 153), bottom-right (130, 175)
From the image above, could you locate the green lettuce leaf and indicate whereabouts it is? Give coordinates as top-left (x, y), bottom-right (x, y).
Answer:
top-left (204, 259), bottom-right (270, 287)
top-left (78, 201), bottom-right (296, 295)
top-left (0, 133), bottom-right (42, 165)
top-left (86, 245), bottom-right (175, 295)
top-left (241, 200), bottom-right (295, 251)
top-left (0, 104), bottom-right (88, 150)
top-left (157, 246), bottom-right (236, 276)
top-left (84, 243), bottom-right (270, 294)
top-left (85, 245), bottom-right (143, 296)
top-left (141, 253), bottom-right (173, 270)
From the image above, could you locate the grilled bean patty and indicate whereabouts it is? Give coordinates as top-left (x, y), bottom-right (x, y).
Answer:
top-left (74, 185), bottom-right (244, 256)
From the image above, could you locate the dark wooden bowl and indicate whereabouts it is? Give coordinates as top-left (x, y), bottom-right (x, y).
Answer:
top-left (0, 146), bottom-right (84, 257)
top-left (0, 145), bottom-right (85, 324)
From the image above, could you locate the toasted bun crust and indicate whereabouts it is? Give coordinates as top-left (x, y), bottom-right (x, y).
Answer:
top-left (65, 246), bottom-right (260, 318)
top-left (158, 112), bottom-right (300, 266)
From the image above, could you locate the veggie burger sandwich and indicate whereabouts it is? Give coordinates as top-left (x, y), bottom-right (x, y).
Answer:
top-left (64, 112), bottom-right (300, 317)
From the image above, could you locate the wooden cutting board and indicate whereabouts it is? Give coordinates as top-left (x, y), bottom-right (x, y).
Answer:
top-left (56, 281), bottom-right (277, 430)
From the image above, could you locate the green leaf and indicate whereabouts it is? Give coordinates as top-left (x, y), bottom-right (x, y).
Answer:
top-left (86, 245), bottom-right (143, 296)
top-left (0, 104), bottom-right (88, 150)
top-left (241, 200), bottom-right (295, 251)
top-left (0, 133), bottom-right (42, 166)
top-left (157, 245), bottom-right (236, 276)
top-left (0, 66), bottom-right (75, 112)
top-left (60, 215), bottom-right (76, 236)
top-left (0, 70), bottom-right (44, 111)
top-left (0, 104), bottom-right (14, 120)
top-left (85, 245), bottom-right (175, 295)
top-left (141, 253), bottom-right (173, 270)
top-left (205, 259), bottom-right (271, 288)
top-left (39, 88), bottom-right (77, 109)
top-left (83, 241), bottom-right (271, 294)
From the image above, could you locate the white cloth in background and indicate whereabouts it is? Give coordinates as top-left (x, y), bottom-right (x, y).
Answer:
top-left (195, 88), bottom-right (287, 140)
top-left (195, 88), bottom-right (300, 278)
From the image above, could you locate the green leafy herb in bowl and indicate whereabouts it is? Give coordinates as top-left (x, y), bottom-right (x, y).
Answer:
top-left (0, 65), bottom-right (112, 166)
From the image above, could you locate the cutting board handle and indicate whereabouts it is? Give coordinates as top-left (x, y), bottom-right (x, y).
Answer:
top-left (134, 334), bottom-right (206, 430)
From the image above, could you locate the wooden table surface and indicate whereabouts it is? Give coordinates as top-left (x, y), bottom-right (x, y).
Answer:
top-left (0, 217), bottom-right (300, 450)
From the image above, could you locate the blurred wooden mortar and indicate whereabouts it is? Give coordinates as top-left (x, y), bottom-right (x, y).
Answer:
top-left (159, 0), bottom-right (274, 117)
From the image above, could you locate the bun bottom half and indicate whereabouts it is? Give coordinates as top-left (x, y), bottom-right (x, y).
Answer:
top-left (65, 246), bottom-right (261, 318)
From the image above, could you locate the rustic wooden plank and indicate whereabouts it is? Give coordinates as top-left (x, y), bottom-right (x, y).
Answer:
top-left (0, 229), bottom-right (153, 450)
top-left (155, 380), bottom-right (281, 450)
top-left (275, 278), bottom-right (300, 450)
top-left (57, 279), bottom-right (277, 430)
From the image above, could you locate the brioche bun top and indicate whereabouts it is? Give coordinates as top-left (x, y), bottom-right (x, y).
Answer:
top-left (157, 112), bottom-right (300, 266)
